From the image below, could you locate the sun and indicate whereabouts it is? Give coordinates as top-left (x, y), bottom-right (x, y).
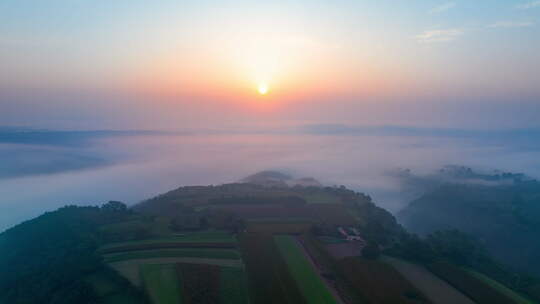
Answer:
top-left (257, 83), bottom-right (269, 95)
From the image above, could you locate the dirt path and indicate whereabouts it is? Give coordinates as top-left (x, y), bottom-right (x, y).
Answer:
top-left (382, 256), bottom-right (476, 304)
top-left (295, 236), bottom-right (346, 304)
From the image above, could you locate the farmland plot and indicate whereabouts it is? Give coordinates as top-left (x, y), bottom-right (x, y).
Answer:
top-left (274, 235), bottom-right (338, 304)
top-left (140, 264), bottom-right (182, 304)
top-left (104, 248), bottom-right (240, 263)
top-left (382, 256), bottom-right (475, 304)
top-left (239, 233), bottom-right (307, 304)
top-left (465, 268), bottom-right (534, 304)
top-left (337, 256), bottom-right (431, 304)
top-left (220, 267), bottom-right (250, 304)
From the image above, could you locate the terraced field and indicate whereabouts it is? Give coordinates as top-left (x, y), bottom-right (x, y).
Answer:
top-left (337, 256), bottom-right (431, 304)
top-left (239, 233), bottom-right (307, 304)
top-left (102, 230), bottom-right (249, 303)
top-left (465, 268), bottom-right (535, 304)
top-left (382, 256), bottom-right (475, 304)
top-left (274, 235), bottom-right (338, 304)
top-left (101, 231), bottom-right (236, 251)
top-left (246, 219), bottom-right (313, 234)
top-left (220, 267), bottom-right (250, 304)
top-left (104, 248), bottom-right (240, 263)
top-left (141, 264), bottom-right (182, 304)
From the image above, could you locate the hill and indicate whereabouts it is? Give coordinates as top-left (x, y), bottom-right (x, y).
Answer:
top-left (397, 166), bottom-right (540, 276)
top-left (1, 171), bottom-right (538, 304)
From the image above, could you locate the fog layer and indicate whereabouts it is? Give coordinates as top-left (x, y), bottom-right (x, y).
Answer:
top-left (1, 127), bottom-right (539, 231)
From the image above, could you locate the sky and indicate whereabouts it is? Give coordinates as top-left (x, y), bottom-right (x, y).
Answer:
top-left (1, 0), bottom-right (539, 130)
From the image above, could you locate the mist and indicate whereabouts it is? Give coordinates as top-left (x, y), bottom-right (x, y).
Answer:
top-left (1, 126), bottom-right (539, 232)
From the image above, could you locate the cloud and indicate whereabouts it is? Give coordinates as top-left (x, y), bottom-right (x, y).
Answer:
top-left (429, 2), bottom-right (456, 14)
top-left (415, 29), bottom-right (463, 43)
top-left (517, 1), bottom-right (540, 9)
top-left (487, 21), bottom-right (534, 28)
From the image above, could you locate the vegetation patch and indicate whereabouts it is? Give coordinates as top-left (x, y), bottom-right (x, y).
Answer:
top-left (382, 256), bottom-right (474, 304)
top-left (85, 269), bottom-right (144, 304)
top-left (337, 256), bottom-right (430, 304)
top-left (104, 248), bottom-right (240, 263)
top-left (274, 235), bottom-right (338, 304)
top-left (140, 264), bottom-right (182, 304)
top-left (428, 261), bottom-right (531, 304)
top-left (219, 267), bottom-right (250, 304)
top-left (101, 231), bottom-right (236, 249)
top-left (239, 233), bottom-right (307, 304)
top-left (464, 268), bottom-right (535, 304)
top-left (246, 219), bottom-right (313, 234)
top-left (177, 263), bottom-right (221, 304)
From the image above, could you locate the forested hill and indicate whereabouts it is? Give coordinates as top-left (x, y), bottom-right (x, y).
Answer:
top-left (397, 166), bottom-right (540, 276)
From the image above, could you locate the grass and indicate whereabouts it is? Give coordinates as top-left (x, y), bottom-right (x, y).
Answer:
top-left (104, 248), bottom-right (240, 263)
top-left (465, 268), bottom-right (535, 304)
top-left (220, 267), bottom-right (250, 304)
top-left (273, 235), bottom-right (338, 304)
top-left (140, 264), bottom-right (183, 304)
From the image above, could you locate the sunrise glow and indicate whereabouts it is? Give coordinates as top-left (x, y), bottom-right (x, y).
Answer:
top-left (258, 83), bottom-right (269, 95)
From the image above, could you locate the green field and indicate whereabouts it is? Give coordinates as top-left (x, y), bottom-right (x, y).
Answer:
top-left (220, 267), bottom-right (250, 304)
top-left (101, 231), bottom-right (236, 249)
top-left (465, 268), bottom-right (535, 304)
top-left (382, 256), bottom-right (474, 304)
top-left (336, 257), bottom-right (430, 304)
top-left (273, 235), bottom-right (338, 304)
top-left (104, 248), bottom-right (240, 263)
top-left (239, 233), bottom-right (307, 304)
top-left (140, 264), bottom-right (183, 304)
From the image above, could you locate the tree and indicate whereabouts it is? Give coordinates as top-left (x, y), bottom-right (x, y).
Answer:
top-left (101, 201), bottom-right (127, 212)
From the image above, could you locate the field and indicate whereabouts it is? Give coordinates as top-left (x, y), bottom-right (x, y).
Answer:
top-left (245, 219), bottom-right (313, 234)
top-left (101, 231), bottom-right (236, 249)
top-left (104, 248), bottom-right (240, 263)
top-left (274, 235), bottom-right (338, 304)
top-left (337, 256), bottom-right (431, 304)
top-left (239, 233), bottom-right (307, 304)
top-left (428, 262), bottom-right (530, 304)
top-left (219, 267), bottom-right (250, 304)
top-left (102, 229), bottom-right (250, 303)
top-left (464, 268), bottom-right (535, 304)
top-left (140, 264), bottom-right (183, 304)
top-left (177, 263), bottom-right (221, 304)
top-left (382, 256), bottom-right (474, 304)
